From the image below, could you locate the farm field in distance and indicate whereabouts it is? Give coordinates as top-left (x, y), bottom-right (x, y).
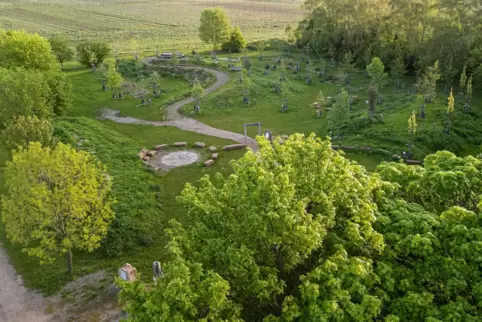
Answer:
top-left (0, 0), bottom-right (304, 52)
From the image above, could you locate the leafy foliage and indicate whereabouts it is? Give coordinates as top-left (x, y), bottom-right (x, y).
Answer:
top-left (1, 115), bottom-right (52, 151)
top-left (48, 36), bottom-right (74, 68)
top-left (191, 78), bottom-right (204, 101)
top-left (0, 67), bottom-right (53, 123)
top-left (1, 142), bottom-right (115, 274)
top-left (416, 61), bottom-right (440, 102)
top-left (366, 57), bottom-right (387, 88)
top-left (76, 42), bottom-right (111, 67)
top-left (120, 135), bottom-right (482, 320)
top-left (199, 7), bottom-right (231, 51)
top-left (328, 88), bottom-right (350, 133)
top-left (0, 29), bottom-right (57, 72)
top-left (222, 26), bottom-right (246, 53)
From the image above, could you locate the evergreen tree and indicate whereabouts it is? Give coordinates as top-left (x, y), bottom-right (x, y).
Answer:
top-left (466, 76), bottom-right (473, 102)
top-left (460, 65), bottom-right (467, 93)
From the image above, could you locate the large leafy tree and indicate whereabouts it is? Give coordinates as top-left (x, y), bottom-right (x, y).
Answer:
top-left (0, 30), bottom-right (71, 116)
top-left (76, 42), bottom-right (111, 67)
top-left (199, 6), bottom-right (231, 52)
top-left (0, 67), bottom-right (53, 123)
top-left (49, 35), bottom-right (74, 68)
top-left (106, 63), bottom-right (124, 97)
top-left (0, 29), bottom-right (57, 72)
top-left (119, 134), bottom-right (482, 320)
top-left (117, 224), bottom-right (242, 322)
top-left (1, 142), bottom-right (115, 275)
top-left (1, 115), bottom-right (52, 150)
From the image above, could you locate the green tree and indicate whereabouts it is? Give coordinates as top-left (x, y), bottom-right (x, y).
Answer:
top-left (466, 76), bottom-right (472, 102)
top-left (341, 51), bottom-right (356, 78)
top-left (366, 57), bottom-right (387, 88)
top-left (117, 226), bottom-right (242, 321)
top-left (199, 7), bottom-right (231, 52)
top-left (0, 67), bottom-right (53, 123)
top-left (1, 142), bottom-right (115, 275)
top-left (106, 65), bottom-right (124, 97)
top-left (440, 56), bottom-right (458, 88)
top-left (368, 85), bottom-right (379, 118)
top-left (391, 55), bottom-right (406, 87)
top-left (408, 110), bottom-right (417, 141)
top-left (191, 78), bottom-right (204, 105)
top-left (328, 88), bottom-right (350, 135)
top-left (416, 60), bottom-right (440, 103)
top-left (48, 36), bottom-right (74, 68)
top-left (460, 65), bottom-right (467, 93)
top-left (315, 89), bottom-right (326, 115)
top-left (76, 42), bottom-right (111, 67)
top-left (47, 72), bottom-right (72, 116)
top-left (222, 26), bottom-right (246, 52)
top-left (1, 116), bottom-right (52, 150)
top-left (0, 30), bottom-right (57, 72)
top-left (258, 40), bottom-right (270, 59)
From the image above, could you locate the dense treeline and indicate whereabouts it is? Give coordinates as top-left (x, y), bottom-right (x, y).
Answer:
top-left (297, 0), bottom-right (482, 87)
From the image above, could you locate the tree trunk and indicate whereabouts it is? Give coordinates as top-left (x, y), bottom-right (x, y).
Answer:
top-left (66, 248), bottom-right (73, 276)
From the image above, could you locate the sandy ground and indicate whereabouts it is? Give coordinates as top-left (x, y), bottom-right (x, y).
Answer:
top-left (0, 244), bottom-right (53, 322)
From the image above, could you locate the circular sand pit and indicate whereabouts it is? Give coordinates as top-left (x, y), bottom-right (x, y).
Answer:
top-left (161, 151), bottom-right (199, 167)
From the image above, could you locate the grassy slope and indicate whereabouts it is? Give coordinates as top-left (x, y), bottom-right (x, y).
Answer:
top-left (0, 65), bottom-right (244, 294)
top-left (181, 51), bottom-right (482, 160)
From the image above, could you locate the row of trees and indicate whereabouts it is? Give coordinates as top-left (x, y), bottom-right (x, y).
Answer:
top-left (297, 0), bottom-right (482, 88)
top-left (118, 134), bottom-right (482, 321)
top-left (0, 30), bottom-right (115, 275)
top-left (49, 35), bottom-right (111, 68)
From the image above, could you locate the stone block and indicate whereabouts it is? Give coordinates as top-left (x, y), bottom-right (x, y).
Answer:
top-left (223, 144), bottom-right (245, 151)
top-left (173, 142), bottom-right (187, 147)
top-left (155, 144), bottom-right (168, 151)
top-left (118, 263), bottom-right (137, 282)
top-left (146, 150), bottom-right (155, 157)
top-left (142, 156), bottom-right (150, 162)
top-left (212, 153), bottom-right (218, 160)
top-left (194, 142), bottom-right (206, 148)
top-left (208, 146), bottom-right (217, 152)
top-left (204, 159), bottom-right (215, 167)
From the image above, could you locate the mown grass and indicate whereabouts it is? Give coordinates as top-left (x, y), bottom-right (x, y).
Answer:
top-left (180, 51), bottom-right (482, 161)
top-left (0, 65), bottom-right (244, 294)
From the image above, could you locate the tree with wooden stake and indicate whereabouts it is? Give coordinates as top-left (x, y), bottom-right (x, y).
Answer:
top-left (1, 142), bottom-right (115, 276)
top-left (408, 111), bottom-right (417, 155)
top-left (460, 66), bottom-right (467, 96)
top-left (315, 90), bottom-right (326, 117)
top-left (242, 68), bottom-right (251, 104)
top-left (446, 88), bottom-right (455, 134)
top-left (258, 40), bottom-right (270, 60)
top-left (466, 76), bottom-right (473, 103)
top-left (106, 63), bottom-right (124, 98)
top-left (391, 55), bottom-right (406, 89)
top-left (191, 78), bottom-right (204, 113)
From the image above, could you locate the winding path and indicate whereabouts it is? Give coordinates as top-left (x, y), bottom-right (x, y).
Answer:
top-left (101, 58), bottom-right (259, 150)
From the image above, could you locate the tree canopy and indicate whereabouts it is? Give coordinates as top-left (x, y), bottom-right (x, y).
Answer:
top-left (49, 36), bottom-right (74, 68)
top-left (297, 0), bottom-right (482, 75)
top-left (1, 142), bottom-right (115, 275)
top-left (76, 42), bottom-right (111, 67)
top-left (118, 134), bottom-right (482, 320)
top-left (199, 6), bottom-right (231, 51)
top-left (1, 115), bottom-right (52, 151)
top-left (222, 26), bottom-right (247, 52)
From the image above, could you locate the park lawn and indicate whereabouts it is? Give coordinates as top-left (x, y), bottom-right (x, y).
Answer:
top-left (183, 51), bottom-right (482, 160)
top-left (0, 65), bottom-right (245, 295)
top-left (65, 67), bottom-right (192, 121)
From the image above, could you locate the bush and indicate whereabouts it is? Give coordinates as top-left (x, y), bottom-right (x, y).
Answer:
top-left (416, 130), bottom-right (463, 153)
top-left (76, 42), bottom-right (111, 67)
top-left (221, 26), bottom-right (246, 53)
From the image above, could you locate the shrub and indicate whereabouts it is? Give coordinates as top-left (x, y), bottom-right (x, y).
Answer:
top-left (76, 42), bottom-right (111, 67)
top-left (221, 26), bottom-right (246, 53)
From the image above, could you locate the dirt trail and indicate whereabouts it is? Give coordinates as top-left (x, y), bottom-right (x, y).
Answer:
top-left (0, 244), bottom-right (54, 322)
top-left (101, 59), bottom-right (259, 151)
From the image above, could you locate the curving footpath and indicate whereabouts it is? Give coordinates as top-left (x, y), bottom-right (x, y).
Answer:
top-left (101, 58), bottom-right (259, 151)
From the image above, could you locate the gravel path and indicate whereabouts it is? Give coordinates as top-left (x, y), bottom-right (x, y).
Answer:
top-left (0, 244), bottom-right (53, 322)
top-left (101, 59), bottom-right (259, 151)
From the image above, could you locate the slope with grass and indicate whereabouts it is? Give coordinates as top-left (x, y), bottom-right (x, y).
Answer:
top-left (0, 64), bottom-right (245, 295)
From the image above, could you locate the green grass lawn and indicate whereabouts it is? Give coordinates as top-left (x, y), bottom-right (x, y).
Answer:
top-left (180, 51), bottom-right (482, 161)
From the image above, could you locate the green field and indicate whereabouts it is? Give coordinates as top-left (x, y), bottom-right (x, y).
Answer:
top-left (0, 0), bottom-right (304, 52)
